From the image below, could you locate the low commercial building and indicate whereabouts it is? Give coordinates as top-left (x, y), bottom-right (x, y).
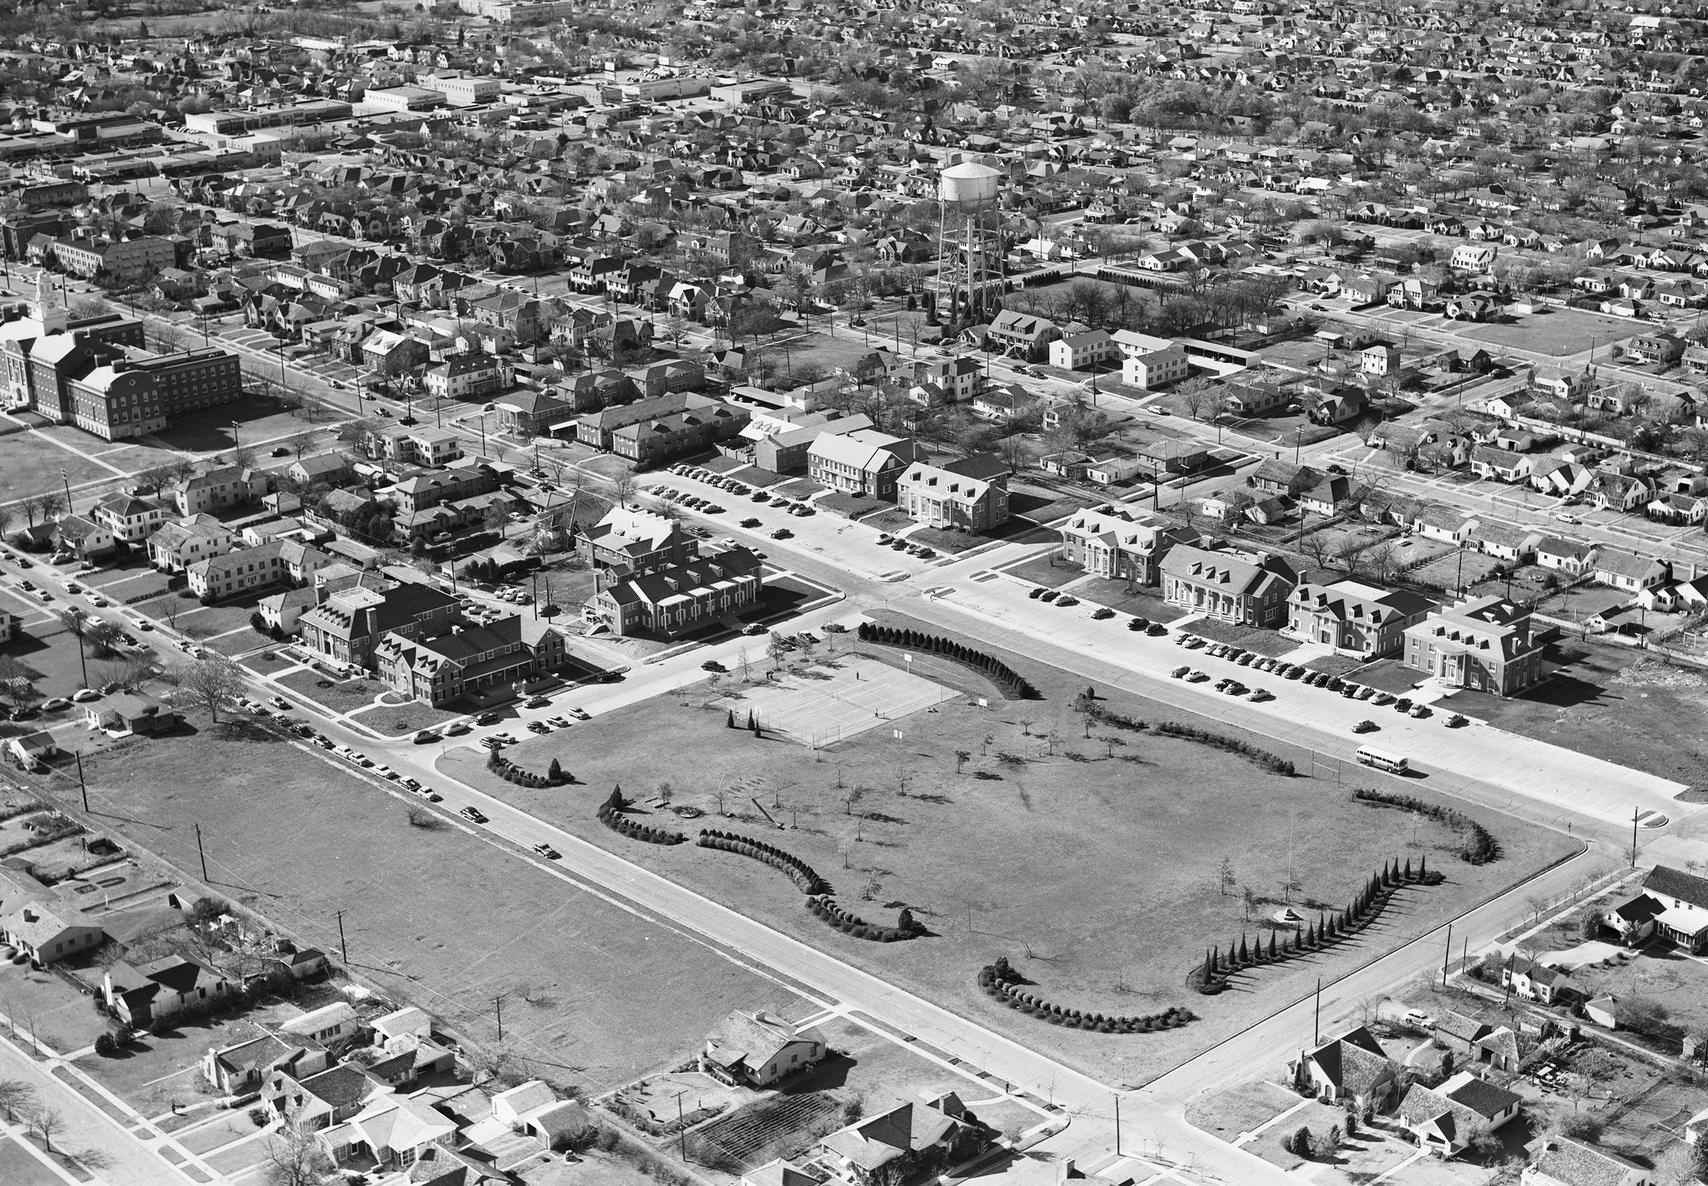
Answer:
top-left (1402, 596), bottom-right (1543, 696)
top-left (574, 392), bottom-right (748, 467)
top-left (807, 429), bottom-right (926, 501)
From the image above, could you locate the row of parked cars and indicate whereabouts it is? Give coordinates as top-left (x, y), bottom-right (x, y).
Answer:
top-left (874, 533), bottom-right (937, 558)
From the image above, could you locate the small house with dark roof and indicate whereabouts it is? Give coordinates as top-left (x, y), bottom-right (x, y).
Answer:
top-left (1501, 954), bottom-right (1580, 1006)
top-left (1289, 1027), bottom-right (1399, 1110)
top-left (1617, 865), bottom-right (1708, 952)
top-left (700, 1010), bottom-right (828, 1088)
top-left (1397, 1071), bottom-right (1521, 1157)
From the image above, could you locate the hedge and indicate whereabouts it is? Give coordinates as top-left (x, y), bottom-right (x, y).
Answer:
top-left (1350, 787), bottom-right (1500, 864)
top-left (806, 894), bottom-right (923, 942)
top-left (1155, 721), bottom-right (1296, 776)
top-left (978, 958), bottom-right (1196, 1034)
top-left (486, 748), bottom-right (573, 789)
top-left (594, 786), bottom-right (685, 845)
top-left (856, 623), bottom-right (1040, 700)
top-left (1191, 855), bottom-right (1445, 993)
top-left (1084, 704), bottom-right (1147, 733)
top-left (697, 828), bottom-right (831, 894)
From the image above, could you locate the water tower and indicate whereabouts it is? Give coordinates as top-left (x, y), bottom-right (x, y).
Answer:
top-left (935, 160), bottom-right (1003, 324)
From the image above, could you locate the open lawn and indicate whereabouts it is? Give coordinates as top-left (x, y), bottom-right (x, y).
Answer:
top-left (1070, 577), bottom-right (1185, 622)
top-left (996, 554), bottom-right (1084, 590)
top-left (1460, 308), bottom-right (1643, 356)
top-left (439, 628), bottom-right (1575, 1084)
top-left (0, 427), bottom-right (122, 504)
top-left (1, 609), bottom-right (103, 698)
top-left (347, 701), bottom-right (463, 738)
top-left (0, 954), bottom-right (107, 1053)
top-left (155, 595), bottom-right (267, 642)
top-left (782, 330), bottom-right (879, 379)
top-left (1436, 646), bottom-right (1708, 793)
top-left (72, 725), bottom-right (799, 1090)
top-left (276, 668), bottom-right (387, 715)
top-left (0, 1137), bottom-right (63, 1186)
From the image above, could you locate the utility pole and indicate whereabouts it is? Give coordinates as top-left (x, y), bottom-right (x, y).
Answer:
top-left (74, 752), bottom-right (88, 813)
top-left (194, 822), bottom-right (209, 882)
top-left (1442, 921), bottom-right (1453, 986)
top-left (1312, 976), bottom-right (1321, 1046)
top-left (1631, 806), bottom-right (1639, 868)
top-left (58, 466), bottom-right (72, 515)
top-left (1114, 1092), bottom-right (1122, 1156)
top-left (495, 995), bottom-right (504, 1041)
top-left (334, 909), bottom-right (349, 965)
top-left (676, 1090), bottom-right (688, 1163)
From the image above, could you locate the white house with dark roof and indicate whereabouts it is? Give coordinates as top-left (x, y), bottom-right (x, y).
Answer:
top-left (700, 1010), bottom-right (828, 1088)
top-left (1396, 1071), bottom-right (1521, 1157)
top-left (896, 455), bottom-right (1010, 533)
top-left (92, 491), bottom-right (168, 543)
top-left (1288, 1027), bottom-right (1399, 1110)
top-left (1284, 579), bottom-right (1432, 658)
top-left (1593, 550), bottom-right (1669, 593)
top-left (807, 429), bottom-right (927, 501)
top-left (1522, 1136), bottom-right (1651, 1186)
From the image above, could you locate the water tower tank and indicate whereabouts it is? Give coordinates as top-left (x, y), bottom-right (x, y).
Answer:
top-left (939, 160), bottom-right (1000, 210)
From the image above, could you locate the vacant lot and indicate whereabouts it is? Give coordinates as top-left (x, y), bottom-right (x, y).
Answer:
top-left (73, 724), bottom-right (799, 1091)
top-left (1460, 308), bottom-right (1643, 357)
top-left (441, 632), bottom-right (1574, 1083)
top-left (0, 429), bottom-right (119, 500)
top-left (1437, 647), bottom-right (1708, 792)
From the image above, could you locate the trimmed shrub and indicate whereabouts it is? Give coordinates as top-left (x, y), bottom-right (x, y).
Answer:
top-left (856, 623), bottom-right (1040, 699)
top-left (978, 961), bottom-right (1195, 1034)
top-left (1350, 787), bottom-right (1499, 864)
top-left (1155, 721), bottom-right (1295, 775)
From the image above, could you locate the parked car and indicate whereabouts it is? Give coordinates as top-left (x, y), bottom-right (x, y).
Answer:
top-left (444, 720), bottom-right (470, 736)
top-left (1055, 595), bottom-right (1079, 607)
top-left (1353, 719), bottom-right (1378, 734)
top-left (40, 697), bottom-right (71, 712)
top-left (524, 695), bottom-right (550, 709)
top-left (1091, 606), bottom-right (1115, 620)
top-left (1394, 698), bottom-right (1412, 712)
top-left (770, 528), bottom-right (793, 540)
top-left (1146, 623), bottom-right (1168, 637)
top-left (741, 517), bottom-right (762, 529)
top-left (567, 707), bottom-right (590, 720)
top-left (459, 807), bottom-right (488, 824)
top-left (527, 721), bottom-right (552, 734)
top-left (547, 715), bottom-right (572, 729)
top-left (1446, 713), bottom-right (1468, 728)
top-left (475, 711), bottom-right (502, 726)
top-left (1171, 665), bottom-right (1191, 679)
top-left (71, 688), bottom-right (102, 703)
top-left (701, 659), bottom-right (727, 672)
top-left (1248, 687), bottom-right (1273, 703)
top-left (1410, 704), bottom-right (1432, 719)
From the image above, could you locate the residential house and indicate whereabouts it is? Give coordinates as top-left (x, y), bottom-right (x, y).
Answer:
top-left (1160, 543), bottom-right (1296, 627)
top-left (1521, 1137), bottom-right (1650, 1186)
top-left (1432, 1012), bottom-right (1520, 1074)
top-left (1594, 550), bottom-right (1669, 593)
top-left (92, 491), bottom-right (168, 544)
top-left (1501, 954), bottom-right (1579, 1005)
top-left (1289, 1027), bottom-right (1399, 1110)
top-left (1536, 536), bottom-right (1599, 577)
top-left (699, 1010), bottom-right (828, 1088)
top-left (984, 310), bottom-right (1060, 361)
top-left (1058, 506), bottom-right (1198, 585)
top-left (264, 1063), bottom-right (376, 1131)
top-left (488, 1080), bottom-right (590, 1151)
top-left (1114, 334), bottom-right (1190, 390)
top-left (1395, 1072), bottom-right (1521, 1158)
top-left (298, 579), bottom-right (461, 670)
top-left (84, 693), bottom-right (180, 736)
top-left (1607, 865), bottom-right (1708, 953)
top-left (1403, 597), bottom-right (1544, 697)
top-left (1250, 458), bottom-right (1319, 498)
top-left (203, 1034), bottom-right (329, 1096)
top-left (0, 898), bottom-right (103, 966)
top-left (575, 392), bottom-right (748, 467)
top-left (52, 514), bottom-right (116, 561)
top-left (895, 455), bottom-right (1010, 533)
top-left (817, 1091), bottom-right (986, 1186)
top-left (104, 956), bottom-right (234, 1027)
top-left (171, 466), bottom-right (268, 516)
top-left (147, 516), bottom-right (237, 572)
top-left (1450, 243), bottom-right (1498, 272)
top-left (1284, 580), bottom-right (1432, 658)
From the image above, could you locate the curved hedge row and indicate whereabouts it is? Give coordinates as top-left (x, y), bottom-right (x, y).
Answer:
top-left (697, 828), bottom-right (831, 895)
top-left (1191, 857), bottom-right (1444, 994)
top-left (1155, 721), bottom-right (1296, 776)
top-left (807, 895), bottom-right (921, 942)
top-left (1350, 788), bottom-right (1500, 864)
top-left (488, 749), bottom-right (572, 789)
top-left (597, 800), bottom-right (686, 845)
top-left (856, 623), bottom-right (1040, 699)
top-left (978, 959), bottom-right (1195, 1034)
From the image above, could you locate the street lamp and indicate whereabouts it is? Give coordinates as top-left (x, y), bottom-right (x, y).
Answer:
top-left (230, 420), bottom-right (242, 461)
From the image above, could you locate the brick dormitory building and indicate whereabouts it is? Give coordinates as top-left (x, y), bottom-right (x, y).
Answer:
top-left (0, 295), bottom-right (242, 440)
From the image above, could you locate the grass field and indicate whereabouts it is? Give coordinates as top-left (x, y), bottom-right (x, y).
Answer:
top-left (1460, 308), bottom-right (1643, 356)
top-left (1438, 646), bottom-right (1708, 795)
top-left (0, 427), bottom-right (122, 502)
top-left (73, 724), bottom-right (803, 1091)
top-left (348, 701), bottom-right (463, 737)
top-left (277, 668), bottom-right (388, 715)
top-left (439, 631), bottom-right (1576, 1084)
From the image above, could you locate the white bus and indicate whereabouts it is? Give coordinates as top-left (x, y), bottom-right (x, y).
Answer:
top-left (1355, 746), bottom-right (1408, 774)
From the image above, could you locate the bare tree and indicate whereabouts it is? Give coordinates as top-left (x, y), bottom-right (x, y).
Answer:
top-left (31, 1107), bottom-right (63, 1153)
top-left (1175, 377), bottom-right (1225, 422)
top-left (0, 1079), bottom-right (36, 1121)
top-left (1217, 855), bottom-right (1236, 897)
top-left (1333, 536), bottom-right (1368, 576)
top-left (262, 1123), bottom-right (334, 1186)
top-left (612, 471), bottom-right (636, 508)
top-left (1366, 540), bottom-right (1401, 583)
top-left (175, 655), bottom-right (245, 723)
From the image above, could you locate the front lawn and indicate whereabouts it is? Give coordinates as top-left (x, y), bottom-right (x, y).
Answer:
top-left (276, 668), bottom-right (387, 715)
top-left (348, 701), bottom-right (463, 737)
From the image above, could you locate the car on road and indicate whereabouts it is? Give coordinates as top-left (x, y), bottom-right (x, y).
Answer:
top-left (65, 583), bottom-right (82, 594)
top-left (1248, 687), bottom-right (1273, 703)
top-left (770, 528), bottom-right (793, 540)
top-left (546, 715), bottom-right (572, 729)
top-left (566, 707), bottom-right (590, 720)
top-left (741, 623), bottom-right (767, 635)
top-left (532, 842), bottom-right (560, 860)
top-left (40, 697), bottom-right (71, 711)
top-left (1445, 713), bottom-right (1468, 728)
top-left (459, 807), bottom-right (488, 824)
top-left (701, 659), bottom-right (727, 672)
top-left (72, 688), bottom-right (102, 703)
top-left (1352, 719), bottom-right (1378, 734)
top-left (413, 730), bottom-right (437, 744)
top-left (1409, 704), bottom-right (1432, 719)
top-left (524, 695), bottom-right (550, 709)
top-left (740, 518), bottom-right (762, 529)
top-left (527, 721), bottom-right (552, 734)
top-left (475, 711), bottom-right (502, 726)
top-left (1091, 607), bottom-right (1115, 620)
top-left (444, 720), bottom-right (471, 735)
top-left (269, 696), bottom-right (290, 709)
top-left (89, 594), bottom-right (109, 607)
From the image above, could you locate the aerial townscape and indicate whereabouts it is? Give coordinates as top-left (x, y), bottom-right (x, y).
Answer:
top-left (9, 1), bottom-right (1708, 1186)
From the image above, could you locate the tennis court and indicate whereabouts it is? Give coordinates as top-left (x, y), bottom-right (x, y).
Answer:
top-left (719, 657), bottom-right (950, 748)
